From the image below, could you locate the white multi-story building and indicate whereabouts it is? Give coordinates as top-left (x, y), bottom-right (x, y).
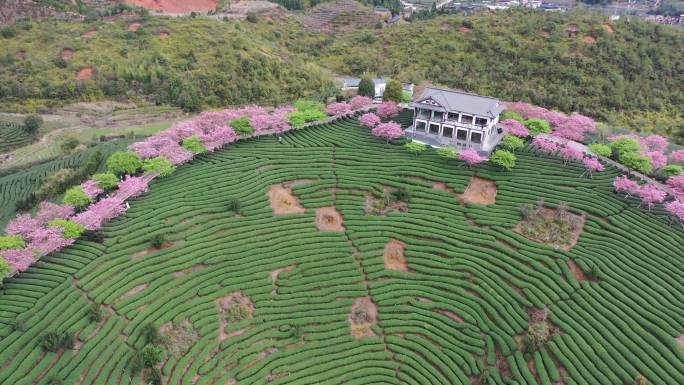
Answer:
top-left (406, 87), bottom-right (506, 154)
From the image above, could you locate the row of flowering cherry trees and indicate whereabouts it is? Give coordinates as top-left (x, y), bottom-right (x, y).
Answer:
top-left (505, 101), bottom-right (684, 226)
top-left (0, 97), bottom-right (379, 277)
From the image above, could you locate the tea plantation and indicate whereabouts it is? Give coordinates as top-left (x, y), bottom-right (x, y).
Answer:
top-left (0, 116), bottom-right (682, 385)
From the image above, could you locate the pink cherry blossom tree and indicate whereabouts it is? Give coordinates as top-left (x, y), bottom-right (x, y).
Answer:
top-left (613, 175), bottom-right (640, 197)
top-left (582, 157), bottom-right (604, 178)
top-left (72, 197), bottom-right (128, 231)
top-left (35, 202), bottom-right (74, 225)
top-left (667, 175), bottom-right (684, 197)
top-left (372, 122), bottom-right (403, 142)
top-left (505, 102), bottom-right (550, 119)
top-left (82, 180), bottom-right (104, 199)
top-left (638, 184), bottom-right (667, 209)
top-left (665, 200), bottom-right (684, 227)
top-left (541, 110), bottom-right (568, 127)
top-left (350, 96), bottom-right (373, 110)
top-left (326, 102), bottom-right (353, 117)
top-left (376, 101), bottom-right (400, 119)
top-left (642, 150), bottom-right (667, 169)
top-left (116, 175), bottom-right (149, 198)
top-left (559, 146), bottom-right (584, 164)
top-left (0, 248), bottom-right (35, 273)
top-left (5, 214), bottom-right (41, 239)
top-left (27, 227), bottom-right (74, 255)
top-left (458, 149), bottom-right (486, 166)
top-left (669, 150), bottom-right (684, 165)
top-left (531, 137), bottom-right (559, 153)
top-left (500, 119), bottom-right (529, 138)
top-left (359, 113), bottom-right (381, 128)
top-left (639, 135), bottom-right (668, 152)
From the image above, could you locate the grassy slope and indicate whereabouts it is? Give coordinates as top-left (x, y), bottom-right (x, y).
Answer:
top-left (0, 117), bottom-right (682, 384)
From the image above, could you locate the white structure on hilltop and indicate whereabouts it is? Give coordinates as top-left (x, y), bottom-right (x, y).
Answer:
top-left (406, 87), bottom-right (506, 154)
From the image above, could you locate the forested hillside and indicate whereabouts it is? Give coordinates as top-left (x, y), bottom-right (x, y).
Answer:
top-left (0, 16), bottom-right (335, 112)
top-left (1, 9), bottom-right (683, 140)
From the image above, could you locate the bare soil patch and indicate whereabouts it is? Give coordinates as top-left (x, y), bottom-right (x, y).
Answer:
top-left (267, 184), bottom-right (305, 215)
top-left (567, 260), bottom-right (588, 281)
top-left (459, 176), bottom-right (497, 205)
top-left (602, 23), bottom-right (615, 33)
top-left (76, 67), bottom-right (92, 80)
top-left (216, 291), bottom-right (254, 341)
top-left (458, 26), bottom-right (472, 33)
top-left (161, 319), bottom-right (200, 357)
top-left (127, 23), bottom-right (142, 32)
top-left (383, 240), bottom-right (408, 271)
top-left (173, 264), bottom-right (207, 277)
top-left (348, 297), bottom-right (378, 339)
top-left (159, 31), bottom-right (170, 38)
top-left (61, 47), bottom-right (74, 60)
top-left (82, 30), bottom-right (97, 38)
top-left (540, 31), bottom-right (550, 37)
top-left (270, 264), bottom-right (296, 283)
top-left (583, 35), bottom-right (596, 44)
top-left (14, 50), bottom-right (26, 60)
top-left (514, 203), bottom-right (585, 251)
top-left (677, 335), bottom-right (684, 349)
top-left (131, 240), bottom-right (184, 259)
top-left (121, 284), bottom-right (147, 300)
top-left (123, 0), bottom-right (217, 14)
top-left (315, 206), bottom-right (345, 231)
top-left (365, 193), bottom-right (408, 215)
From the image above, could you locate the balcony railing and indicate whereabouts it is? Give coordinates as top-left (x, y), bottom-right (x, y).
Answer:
top-left (415, 116), bottom-right (489, 131)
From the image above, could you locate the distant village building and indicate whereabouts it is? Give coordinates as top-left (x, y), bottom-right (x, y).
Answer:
top-left (341, 77), bottom-right (413, 102)
top-left (406, 87), bottom-right (506, 154)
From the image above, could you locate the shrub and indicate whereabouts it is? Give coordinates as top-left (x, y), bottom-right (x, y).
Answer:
top-left (523, 118), bottom-right (551, 135)
top-left (63, 186), bottom-right (93, 208)
top-left (226, 304), bottom-right (251, 321)
top-left (38, 330), bottom-right (73, 352)
top-left (227, 198), bottom-right (242, 214)
top-left (383, 79), bottom-right (403, 102)
top-left (619, 152), bottom-right (653, 174)
top-left (88, 303), bottom-right (103, 322)
top-left (0, 26), bottom-right (16, 38)
top-left (229, 116), bottom-right (255, 136)
top-left (501, 135), bottom-right (524, 151)
top-left (0, 235), bottom-right (26, 251)
top-left (141, 344), bottom-right (164, 367)
top-left (141, 323), bottom-right (164, 345)
top-left (143, 156), bottom-right (176, 177)
top-left (500, 111), bottom-right (524, 122)
top-left (490, 150), bottom-right (517, 170)
top-left (151, 233), bottom-right (165, 249)
top-left (145, 368), bottom-right (162, 385)
top-left (588, 143), bottom-right (612, 157)
top-left (390, 186), bottom-right (410, 202)
top-left (60, 136), bottom-right (80, 154)
top-left (609, 137), bottom-right (640, 155)
top-left (92, 173), bottom-right (119, 189)
top-left (662, 164), bottom-right (683, 176)
top-left (404, 142), bottom-right (427, 156)
top-left (23, 114), bottom-right (43, 135)
top-left (107, 151), bottom-right (142, 176)
top-left (436, 147), bottom-right (458, 159)
top-left (0, 258), bottom-right (10, 278)
top-left (246, 12), bottom-right (258, 23)
top-left (47, 219), bottom-right (86, 239)
top-left (524, 321), bottom-right (551, 352)
top-left (181, 136), bottom-right (208, 154)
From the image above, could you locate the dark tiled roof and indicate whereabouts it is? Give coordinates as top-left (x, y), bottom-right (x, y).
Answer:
top-left (411, 87), bottom-right (505, 118)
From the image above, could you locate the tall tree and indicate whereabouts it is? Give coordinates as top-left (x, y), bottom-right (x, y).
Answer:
top-left (383, 79), bottom-right (402, 102)
top-left (358, 77), bottom-right (375, 98)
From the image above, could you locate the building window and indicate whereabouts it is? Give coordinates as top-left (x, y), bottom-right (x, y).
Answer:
top-left (417, 109), bottom-right (430, 119)
top-left (415, 121), bottom-right (427, 132)
top-left (429, 123), bottom-right (440, 135)
top-left (475, 117), bottom-right (488, 126)
top-left (447, 112), bottom-right (459, 121)
top-left (433, 111), bottom-right (444, 121)
top-left (461, 115), bottom-right (473, 124)
top-left (471, 132), bottom-right (482, 144)
top-left (442, 126), bottom-right (453, 138)
top-left (456, 129), bottom-right (467, 141)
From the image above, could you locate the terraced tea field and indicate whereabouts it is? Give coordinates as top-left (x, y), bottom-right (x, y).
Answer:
top-left (0, 116), bottom-right (683, 385)
top-left (0, 121), bottom-right (33, 154)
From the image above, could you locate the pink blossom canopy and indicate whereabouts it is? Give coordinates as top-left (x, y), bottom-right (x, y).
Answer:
top-left (0, 248), bottom-right (35, 273)
top-left (72, 197), bottom-right (128, 231)
top-left (665, 200), bottom-right (684, 222)
top-left (458, 149), bottom-right (486, 165)
top-left (82, 180), bottom-right (104, 199)
top-left (116, 175), bottom-right (149, 198)
top-left (359, 113), bottom-right (381, 128)
top-left (371, 122), bottom-right (403, 141)
top-left (667, 175), bottom-right (684, 197)
top-left (5, 214), bottom-right (41, 239)
top-left (27, 227), bottom-right (74, 255)
top-left (531, 137), bottom-right (559, 153)
top-left (377, 102), bottom-right (400, 119)
top-left (35, 202), bottom-right (74, 225)
top-left (582, 157), bottom-right (604, 173)
top-left (639, 135), bottom-right (668, 152)
top-left (325, 102), bottom-right (353, 117)
top-left (638, 185), bottom-right (667, 208)
top-left (613, 175), bottom-right (640, 196)
top-left (643, 151), bottom-right (667, 169)
top-left (559, 146), bottom-right (584, 162)
top-left (500, 119), bottom-right (529, 138)
top-left (350, 96), bottom-right (372, 110)
top-left (669, 150), bottom-right (684, 165)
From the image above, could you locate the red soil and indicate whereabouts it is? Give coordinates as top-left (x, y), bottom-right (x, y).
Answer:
top-left (122, 0), bottom-right (217, 14)
top-left (62, 48), bottom-right (74, 60)
top-left (159, 31), bottom-right (170, 38)
top-left (583, 35), bottom-right (596, 44)
top-left (76, 67), bottom-right (92, 80)
top-left (14, 51), bottom-right (26, 60)
top-left (127, 23), bottom-right (142, 32)
top-left (82, 30), bottom-right (97, 38)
